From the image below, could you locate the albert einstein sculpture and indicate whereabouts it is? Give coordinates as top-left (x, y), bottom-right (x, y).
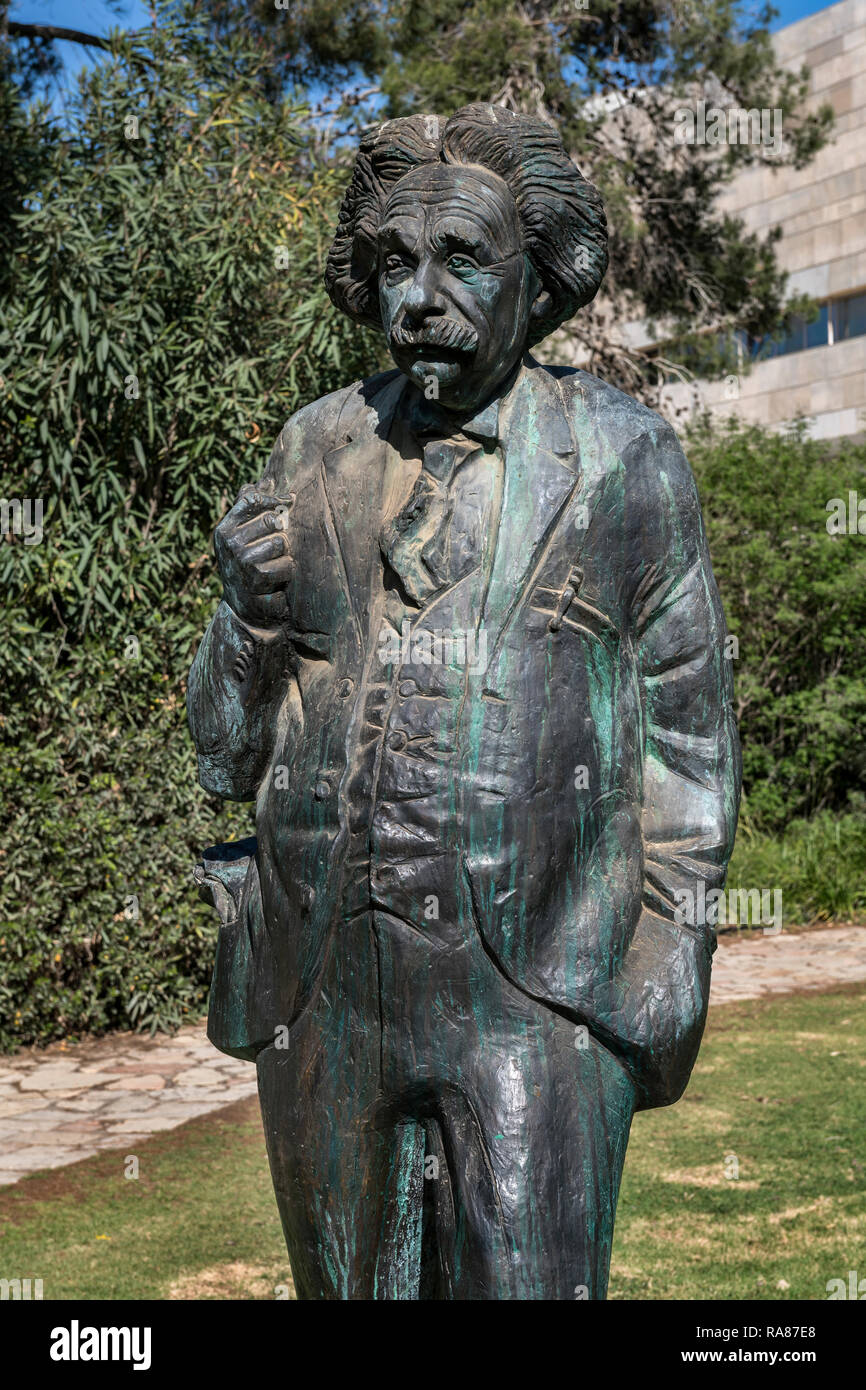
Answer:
top-left (189, 103), bottom-right (741, 1300)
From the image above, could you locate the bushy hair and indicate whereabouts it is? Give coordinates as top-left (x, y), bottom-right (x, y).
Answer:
top-left (324, 104), bottom-right (608, 348)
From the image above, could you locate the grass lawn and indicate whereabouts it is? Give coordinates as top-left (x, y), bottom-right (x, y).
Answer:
top-left (611, 984), bottom-right (865, 1300)
top-left (0, 986), bottom-right (863, 1300)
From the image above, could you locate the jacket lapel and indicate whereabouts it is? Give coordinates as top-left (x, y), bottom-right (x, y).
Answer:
top-left (321, 372), bottom-right (407, 636)
top-left (320, 362), bottom-right (579, 667)
top-left (480, 358), bottom-right (580, 675)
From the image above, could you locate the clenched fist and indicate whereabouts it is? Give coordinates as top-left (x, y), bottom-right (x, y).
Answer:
top-left (214, 479), bottom-right (295, 628)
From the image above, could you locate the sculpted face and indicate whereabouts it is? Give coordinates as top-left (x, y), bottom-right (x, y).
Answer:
top-left (377, 164), bottom-right (543, 414)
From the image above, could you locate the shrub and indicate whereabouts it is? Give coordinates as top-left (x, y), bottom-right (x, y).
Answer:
top-left (727, 810), bottom-right (866, 926)
top-left (2, 14), bottom-right (863, 1049)
top-left (0, 8), bottom-right (381, 1049)
top-left (688, 417), bottom-right (866, 832)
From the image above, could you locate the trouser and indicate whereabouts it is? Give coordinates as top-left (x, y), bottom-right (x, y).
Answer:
top-left (256, 908), bottom-right (635, 1300)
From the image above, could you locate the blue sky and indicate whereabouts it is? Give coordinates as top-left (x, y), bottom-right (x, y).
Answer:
top-left (10, 0), bottom-right (842, 34)
top-left (770, 0), bottom-right (844, 24)
top-left (10, 0), bottom-right (151, 86)
top-left (9, 0), bottom-right (846, 87)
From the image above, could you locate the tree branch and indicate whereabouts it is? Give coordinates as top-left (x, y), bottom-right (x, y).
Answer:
top-left (7, 21), bottom-right (110, 51)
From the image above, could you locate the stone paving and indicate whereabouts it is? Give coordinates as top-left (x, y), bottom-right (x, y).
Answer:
top-left (0, 1026), bottom-right (256, 1186)
top-left (710, 923), bottom-right (866, 1005)
top-left (0, 924), bottom-right (863, 1187)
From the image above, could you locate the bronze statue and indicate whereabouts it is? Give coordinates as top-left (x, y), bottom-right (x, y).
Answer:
top-left (189, 104), bottom-right (741, 1300)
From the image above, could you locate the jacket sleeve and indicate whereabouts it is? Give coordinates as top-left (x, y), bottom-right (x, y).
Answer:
top-left (187, 402), bottom-right (326, 801)
top-left (187, 602), bottom-right (295, 800)
top-left (590, 421), bottom-right (741, 1108)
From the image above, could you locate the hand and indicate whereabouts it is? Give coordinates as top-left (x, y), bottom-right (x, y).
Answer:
top-left (214, 479), bottom-right (295, 628)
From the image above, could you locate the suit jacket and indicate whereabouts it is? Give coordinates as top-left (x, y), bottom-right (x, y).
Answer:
top-left (188, 355), bottom-right (741, 1107)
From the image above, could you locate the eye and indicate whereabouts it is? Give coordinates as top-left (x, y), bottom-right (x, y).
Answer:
top-left (384, 254), bottom-right (413, 278)
top-left (446, 254), bottom-right (478, 275)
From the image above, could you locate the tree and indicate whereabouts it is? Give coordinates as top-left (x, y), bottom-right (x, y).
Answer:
top-left (198, 0), bottom-right (834, 397)
top-left (0, 4), bottom-right (381, 1047)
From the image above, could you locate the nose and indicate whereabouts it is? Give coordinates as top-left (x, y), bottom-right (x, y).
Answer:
top-left (401, 257), bottom-right (446, 321)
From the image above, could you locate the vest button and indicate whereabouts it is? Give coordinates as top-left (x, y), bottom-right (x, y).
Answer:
top-left (300, 883), bottom-right (315, 911)
top-left (314, 778), bottom-right (331, 800)
top-left (398, 679), bottom-right (416, 697)
top-left (336, 677), bottom-right (354, 698)
top-left (387, 729), bottom-right (407, 752)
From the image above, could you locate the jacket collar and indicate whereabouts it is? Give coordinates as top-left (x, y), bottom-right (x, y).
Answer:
top-left (323, 356), bottom-right (580, 676)
top-left (478, 355), bottom-right (581, 683)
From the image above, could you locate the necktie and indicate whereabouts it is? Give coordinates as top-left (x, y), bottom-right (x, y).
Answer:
top-left (380, 433), bottom-right (479, 603)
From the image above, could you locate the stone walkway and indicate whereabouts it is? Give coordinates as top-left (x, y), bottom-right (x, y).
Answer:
top-left (710, 923), bottom-right (866, 1004)
top-left (0, 925), bottom-right (863, 1187)
top-left (0, 1026), bottom-right (256, 1186)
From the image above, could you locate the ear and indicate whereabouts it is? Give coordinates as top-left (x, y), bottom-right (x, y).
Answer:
top-left (530, 287), bottom-right (553, 324)
top-left (521, 258), bottom-right (550, 330)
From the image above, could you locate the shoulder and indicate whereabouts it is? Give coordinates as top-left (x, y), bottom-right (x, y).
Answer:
top-left (548, 364), bottom-right (696, 507)
top-left (263, 369), bottom-right (404, 486)
top-left (551, 365), bottom-right (680, 458)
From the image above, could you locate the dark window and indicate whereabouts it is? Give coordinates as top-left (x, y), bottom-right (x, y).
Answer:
top-left (832, 291), bottom-right (866, 342)
top-left (648, 293), bottom-right (865, 374)
top-left (805, 304), bottom-right (829, 349)
top-left (747, 304), bottom-right (829, 360)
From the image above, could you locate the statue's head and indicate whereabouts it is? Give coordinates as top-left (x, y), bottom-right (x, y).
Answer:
top-left (325, 104), bottom-right (608, 414)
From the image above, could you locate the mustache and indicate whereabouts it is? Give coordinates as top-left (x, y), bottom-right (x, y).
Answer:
top-left (390, 318), bottom-right (478, 353)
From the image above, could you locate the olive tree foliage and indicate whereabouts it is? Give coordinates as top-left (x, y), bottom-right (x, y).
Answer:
top-left (0, 5), bottom-right (380, 1048)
